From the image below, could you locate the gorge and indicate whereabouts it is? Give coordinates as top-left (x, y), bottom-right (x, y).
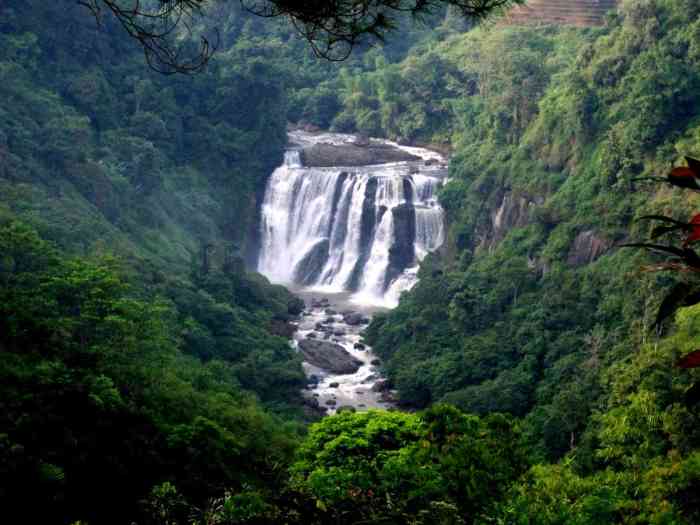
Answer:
top-left (257, 131), bottom-right (447, 411)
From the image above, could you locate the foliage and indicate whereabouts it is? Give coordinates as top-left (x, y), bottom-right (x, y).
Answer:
top-left (290, 405), bottom-right (526, 524)
top-left (0, 221), bottom-right (302, 524)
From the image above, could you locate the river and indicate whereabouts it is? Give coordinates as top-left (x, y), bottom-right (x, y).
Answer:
top-left (257, 131), bottom-right (447, 414)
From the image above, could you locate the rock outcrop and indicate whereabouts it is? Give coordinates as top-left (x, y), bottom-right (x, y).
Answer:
top-left (567, 230), bottom-right (612, 266)
top-left (298, 338), bottom-right (363, 374)
top-left (300, 143), bottom-right (420, 167)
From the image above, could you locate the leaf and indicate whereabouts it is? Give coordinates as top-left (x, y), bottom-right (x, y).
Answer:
top-left (619, 243), bottom-right (687, 257)
top-left (681, 247), bottom-right (700, 269)
top-left (667, 167), bottom-right (700, 189)
top-left (683, 214), bottom-right (700, 246)
top-left (638, 215), bottom-right (689, 227)
top-left (677, 350), bottom-right (700, 369)
top-left (655, 283), bottom-right (691, 328)
top-left (683, 382), bottom-right (700, 405)
top-left (684, 229), bottom-right (700, 246)
top-left (685, 156), bottom-right (700, 174)
top-left (682, 290), bottom-right (700, 308)
top-left (651, 225), bottom-right (685, 239)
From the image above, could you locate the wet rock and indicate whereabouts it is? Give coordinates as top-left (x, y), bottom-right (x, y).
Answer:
top-left (358, 404), bottom-right (366, 408)
top-left (425, 158), bottom-right (438, 166)
top-left (322, 317), bottom-right (335, 324)
top-left (296, 121), bottom-right (321, 133)
top-left (329, 382), bottom-right (339, 388)
top-left (304, 396), bottom-right (320, 409)
top-left (379, 391), bottom-right (396, 403)
top-left (371, 359), bottom-right (381, 366)
top-left (311, 297), bottom-right (330, 308)
top-left (324, 308), bottom-right (338, 315)
top-left (385, 203), bottom-right (416, 288)
top-left (333, 330), bottom-right (346, 337)
top-left (307, 332), bottom-right (317, 339)
top-left (298, 338), bottom-right (363, 374)
top-left (337, 405), bottom-right (356, 414)
top-left (293, 239), bottom-right (330, 286)
top-left (300, 143), bottom-right (419, 168)
top-left (371, 379), bottom-right (392, 393)
top-left (353, 133), bottom-right (370, 147)
top-left (308, 375), bottom-right (320, 386)
top-left (325, 399), bottom-right (337, 406)
top-left (343, 312), bottom-right (369, 326)
top-left (354, 343), bottom-right (366, 350)
top-left (362, 374), bottom-right (378, 383)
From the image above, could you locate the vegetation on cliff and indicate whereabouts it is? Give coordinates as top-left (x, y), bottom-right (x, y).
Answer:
top-left (2, 0), bottom-right (700, 523)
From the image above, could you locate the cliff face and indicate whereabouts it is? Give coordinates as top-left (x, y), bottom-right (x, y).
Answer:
top-left (504, 0), bottom-right (619, 27)
top-left (475, 190), bottom-right (611, 267)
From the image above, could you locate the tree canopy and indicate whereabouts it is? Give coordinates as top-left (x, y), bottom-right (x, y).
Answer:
top-left (81, 0), bottom-right (518, 72)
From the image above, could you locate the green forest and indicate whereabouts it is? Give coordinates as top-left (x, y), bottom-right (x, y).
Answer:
top-left (1, 0), bottom-right (700, 523)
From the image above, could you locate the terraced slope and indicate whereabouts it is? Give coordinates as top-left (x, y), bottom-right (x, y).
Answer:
top-left (505, 0), bottom-right (618, 27)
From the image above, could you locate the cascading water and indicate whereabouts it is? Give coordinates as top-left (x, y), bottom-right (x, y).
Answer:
top-left (258, 132), bottom-right (445, 308)
top-left (257, 131), bottom-right (446, 413)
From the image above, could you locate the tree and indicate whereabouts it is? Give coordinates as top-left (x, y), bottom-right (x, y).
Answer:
top-left (79, 0), bottom-right (520, 73)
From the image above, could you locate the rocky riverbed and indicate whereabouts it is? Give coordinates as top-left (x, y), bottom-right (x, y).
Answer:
top-left (292, 292), bottom-right (397, 416)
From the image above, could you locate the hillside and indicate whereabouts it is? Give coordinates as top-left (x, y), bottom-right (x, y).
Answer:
top-left (1, 0), bottom-right (700, 524)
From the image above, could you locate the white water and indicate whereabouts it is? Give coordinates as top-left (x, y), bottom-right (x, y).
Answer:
top-left (258, 132), bottom-right (446, 308)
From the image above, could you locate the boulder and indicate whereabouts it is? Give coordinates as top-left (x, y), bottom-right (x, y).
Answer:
top-left (329, 382), bottom-right (340, 388)
top-left (370, 359), bottom-right (381, 366)
top-left (298, 338), bottom-right (363, 374)
top-left (379, 391), bottom-right (396, 403)
top-left (307, 332), bottom-right (317, 339)
top-left (371, 379), bottom-right (392, 393)
top-left (325, 399), bottom-right (337, 406)
top-left (324, 308), bottom-right (338, 315)
top-left (333, 330), bottom-right (346, 337)
top-left (343, 312), bottom-right (369, 326)
top-left (354, 342), bottom-right (366, 350)
top-left (311, 297), bottom-right (330, 308)
top-left (337, 405), bottom-right (357, 414)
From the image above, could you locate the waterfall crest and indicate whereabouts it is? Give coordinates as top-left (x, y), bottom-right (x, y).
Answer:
top-left (258, 132), bottom-right (446, 307)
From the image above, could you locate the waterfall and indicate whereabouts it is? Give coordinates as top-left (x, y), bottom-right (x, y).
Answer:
top-left (258, 132), bottom-right (445, 308)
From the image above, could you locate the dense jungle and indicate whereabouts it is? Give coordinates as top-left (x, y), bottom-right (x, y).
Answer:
top-left (1, 0), bottom-right (700, 523)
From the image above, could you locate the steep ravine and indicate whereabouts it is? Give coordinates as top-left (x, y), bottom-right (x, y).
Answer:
top-left (257, 131), bottom-right (447, 413)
